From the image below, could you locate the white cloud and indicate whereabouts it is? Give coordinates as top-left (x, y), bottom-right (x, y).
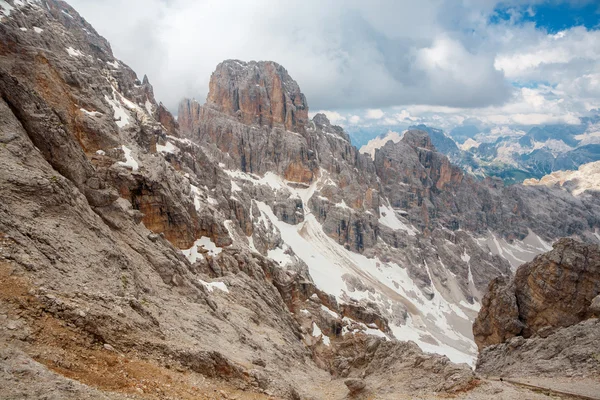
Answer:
top-left (494, 27), bottom-right (600, 80)
top-left (395, 110), bottom-right (412, 120)
top-left (349, 115), bottom-right (361, 124)
top-left (366, 109), bottom-right (385, 119)
top-left (67, 0), bottom-right (516, 112)
top-left (65, 0), bottom-right (600, 135)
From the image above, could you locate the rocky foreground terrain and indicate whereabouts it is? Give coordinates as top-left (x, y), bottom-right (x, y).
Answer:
top-left (1, 1), bottom-right (599, 399)
top-left (473, 238), bottom-right (600, 397)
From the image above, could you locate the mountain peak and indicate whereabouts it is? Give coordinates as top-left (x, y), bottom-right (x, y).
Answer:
top-left (312, 112), bottom-right (331, 126)
top-left (206, 59), bottom-right (308, 132)
top-left (402, 129), bottom-right (435, 151)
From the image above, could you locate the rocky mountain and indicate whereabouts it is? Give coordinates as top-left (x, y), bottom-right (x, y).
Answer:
top-left (452, 120), bottom-right (600, 184)
top-left (361, 119), bottom-right (600, 185)
top-left (473, 238), bottom-right (600, 382)
top-left (524, 160), bottom-right (600, 196)
top-left (1, 1), bottom-right (600, 399)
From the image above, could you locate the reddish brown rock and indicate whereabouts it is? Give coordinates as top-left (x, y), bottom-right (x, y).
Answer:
top-left (472, 277), bottom-right (523, 351)
top-left (157, 103), bottom-right (179, 137)
top-left (177, 61), bottom-right (318, 182)
top-left (117, 178), bottom-right (197, 249)
top-left (284, 161), bottom-right (314, 184)
top-left (177, 98), bottom-right (202, 136)
top-left (205, 60), bottom-right (308, 133)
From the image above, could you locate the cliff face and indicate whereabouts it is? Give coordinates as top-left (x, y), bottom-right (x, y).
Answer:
top-left (178, 61), bottom-right (316, 184)
top-left (473, 239), bottom-right (600, 379)
top-left (177, 98), bottom-right (202, 136)
top-left (205, 60), bottom-right (309, 133)
top-left (473, 238), bottom-right (600, 351)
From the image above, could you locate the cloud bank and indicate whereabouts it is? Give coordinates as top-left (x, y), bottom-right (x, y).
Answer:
top-left (68, 0), bottom-right (600, 130)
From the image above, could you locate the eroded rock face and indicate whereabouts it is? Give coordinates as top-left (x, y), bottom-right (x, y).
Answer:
top-left (177, 98), bottom-right (202, 136)
top-left (375, 133), bottom-right (600, 240)
top-left (205, 60), bottom-right (308, 133)
top-left (157, 103), bottom-right (179, 137)
top-left (473, 238), bottom-right (600, 350)
top-left (3, 2), bottom-right (600, 399)
top-left (472, 277), bottom-right (523, 351)
top-left (330, 336), bottom-right (476, 395)
top-left (514, 238), bottom-right (600, 336)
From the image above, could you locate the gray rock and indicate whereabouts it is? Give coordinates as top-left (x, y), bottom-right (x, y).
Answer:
top-left (474, 239), bottom-right (600, 349)
top-left (344, 378), bottom-right (366, 395)
top-left (590, 295), bottom-right (600, 316)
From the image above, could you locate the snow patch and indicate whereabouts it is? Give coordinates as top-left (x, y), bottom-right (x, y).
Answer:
top-left (117, 145), bottom-right (138, 171)
top-left (66, 47), bottom-right (83, 57)
top-left (267, 245), bottom-right (293, 267)
top-left (320, 304), bottom-right (339, 318)
top-left (80, 108), bottom-right (102, 117)
top-left (378, 204), bottom-right (417, 235)
top-left (461, 251), bottom-right (470, 263)
top-left (231, 181), bottom-right (242, 192)
top-left (182, 237), bottom-right (222, 263)
top-left (33, 26), bottom-right (43, 33)
top-left (144, 99), bottom-right (153, 114)
top-left (311, 322), bottom-right (330, 346)
top-left (224, 170), bottom-right (288, 192)
top-left (156, 141), bottom-right (177, 154)
top-left (335, 199), bottom-right (351, 210)
top-left (482, 230), bottom-right (552, 270)
top-left (342, 316), bottom-right (387, 339)
top-left (199, 279), bottom-right (229, 293)
top-left (0, 0), bottom-right (14, 17)
top-left (1, 0), bottom-right (41, 19)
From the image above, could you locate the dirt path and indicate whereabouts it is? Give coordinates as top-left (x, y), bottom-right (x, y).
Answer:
top-left (488, 377), bottom-right (600, 400)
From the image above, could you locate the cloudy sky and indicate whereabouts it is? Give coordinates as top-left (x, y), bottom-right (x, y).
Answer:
top-left (69, 0), bottom-right (600, 140)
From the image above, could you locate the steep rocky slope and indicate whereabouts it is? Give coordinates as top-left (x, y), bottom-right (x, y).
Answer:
top-left (0, 1), bottom-right (332, 398)
top-left (1, 1), bottom-right (600, 399)
top-left (474, 239), bottom-right (600, 379)
top-left (179, 56), bottom-right (600, 365)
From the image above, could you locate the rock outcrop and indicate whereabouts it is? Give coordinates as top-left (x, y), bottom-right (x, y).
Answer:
top-left (473, 238), bottom-right (600, 350)
top-left (476, 318), bottom-right (600, 378)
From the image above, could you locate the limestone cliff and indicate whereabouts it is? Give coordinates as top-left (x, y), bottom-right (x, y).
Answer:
top-left (473, 238), bottom-right (600, 350)
top-left (473, 239), bottom-right (600, 380)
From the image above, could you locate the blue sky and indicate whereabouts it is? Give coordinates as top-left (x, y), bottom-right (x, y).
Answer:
top-left (491, 1), bottom-right (600, 32)
top-left (69, 0), bottom-right (600, 139)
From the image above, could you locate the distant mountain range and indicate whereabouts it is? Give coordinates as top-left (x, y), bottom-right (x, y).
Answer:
top-left (355, 115), bottom-right (600, 184)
